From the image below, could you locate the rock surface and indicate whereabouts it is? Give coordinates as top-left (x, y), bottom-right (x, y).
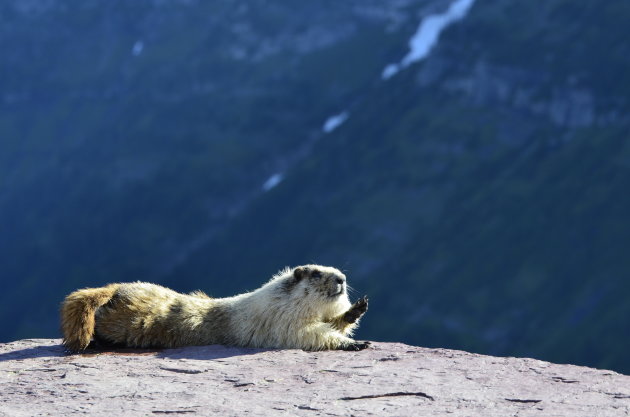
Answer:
top-left (0, 339), bottom-right (628, 416)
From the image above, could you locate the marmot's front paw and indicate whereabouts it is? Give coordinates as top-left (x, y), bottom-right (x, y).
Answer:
top-left (341, 341), bottom-right (371, 351)
top-left (344, 296), bottom-right (368, 323)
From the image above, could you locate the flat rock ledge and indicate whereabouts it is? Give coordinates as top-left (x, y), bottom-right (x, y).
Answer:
top-left (1, 339), bottom-right (628, 416)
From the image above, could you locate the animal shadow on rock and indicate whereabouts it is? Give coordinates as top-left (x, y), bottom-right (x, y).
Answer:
top-left (0, 342), bottom-right (168, 361)
top-left (0, 343), bottom-right (66, 362)
top-left (82, 340), bottom-right (274, 360)
top-left (1, 342), bottom-right (317, 362)
top-left (157, 344), bottom-right (273, 360)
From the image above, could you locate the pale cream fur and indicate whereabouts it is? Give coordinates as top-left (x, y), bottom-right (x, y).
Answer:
top-left (61, 265), bottom-right (369, 352)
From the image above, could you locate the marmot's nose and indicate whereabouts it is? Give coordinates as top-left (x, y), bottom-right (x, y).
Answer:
top-left (335, 276), bottom-right (345, 285)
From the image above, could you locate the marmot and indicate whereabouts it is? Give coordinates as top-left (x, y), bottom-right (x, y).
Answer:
top-left (61, 265), bottom-right (370, 352)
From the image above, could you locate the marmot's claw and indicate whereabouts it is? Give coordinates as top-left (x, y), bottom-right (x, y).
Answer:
top-left (353, 296), bottom-right (369, 313)
top-left (341, 341), bottom-right (371, 351)
top-left (344, 296), bottom-right (369, 323)
top-left (356, 340), bottom-right (371, 350)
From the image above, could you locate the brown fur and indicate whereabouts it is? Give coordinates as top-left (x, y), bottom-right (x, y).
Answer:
top-left (60, 284), bottom-right (121, 351)
top-left (60, 265), bottom-right (370, 352)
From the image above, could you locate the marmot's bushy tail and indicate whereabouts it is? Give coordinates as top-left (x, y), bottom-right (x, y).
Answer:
top-left (60, 284), bottom-right (119, 351)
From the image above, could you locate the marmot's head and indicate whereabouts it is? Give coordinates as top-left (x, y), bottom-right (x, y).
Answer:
top-left (273, 265), bottom-right (351, 316)
top-left (292, 265), bottom-right (347, 299)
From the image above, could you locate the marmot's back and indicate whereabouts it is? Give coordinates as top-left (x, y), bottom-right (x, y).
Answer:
top-left (94, 282), bottom-right (217, 348)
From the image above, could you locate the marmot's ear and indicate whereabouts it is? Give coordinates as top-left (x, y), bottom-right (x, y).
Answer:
top-left (294, 266), bottom-right (309, 280)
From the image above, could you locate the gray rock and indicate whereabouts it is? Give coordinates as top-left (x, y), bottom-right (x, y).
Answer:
top-left (1, 339), bottom-right (628, 416)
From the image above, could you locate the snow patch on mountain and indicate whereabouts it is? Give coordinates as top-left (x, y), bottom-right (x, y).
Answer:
top-left (132, 41), bottom-right (144, 56)
top-left (382, 0), bottom-right (476, 80)
top-left (262, 173), bottom-right (284, 191)
top-left (322, 111), bottom-right (349, 133)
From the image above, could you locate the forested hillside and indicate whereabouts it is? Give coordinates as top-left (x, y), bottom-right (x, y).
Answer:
top-left (2, 0), bottom-right (629, 373)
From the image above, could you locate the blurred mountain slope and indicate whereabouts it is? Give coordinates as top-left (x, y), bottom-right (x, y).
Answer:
top-left (1, 0), bottom-right (629, 373)
top-left (0, 0), bottom-right (433, 337)
top-left (163, 0), bottom-right (630, 372)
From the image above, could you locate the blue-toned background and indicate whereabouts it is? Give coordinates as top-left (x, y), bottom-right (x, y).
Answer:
top-left (2, 0), bottom-right (629, 373)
